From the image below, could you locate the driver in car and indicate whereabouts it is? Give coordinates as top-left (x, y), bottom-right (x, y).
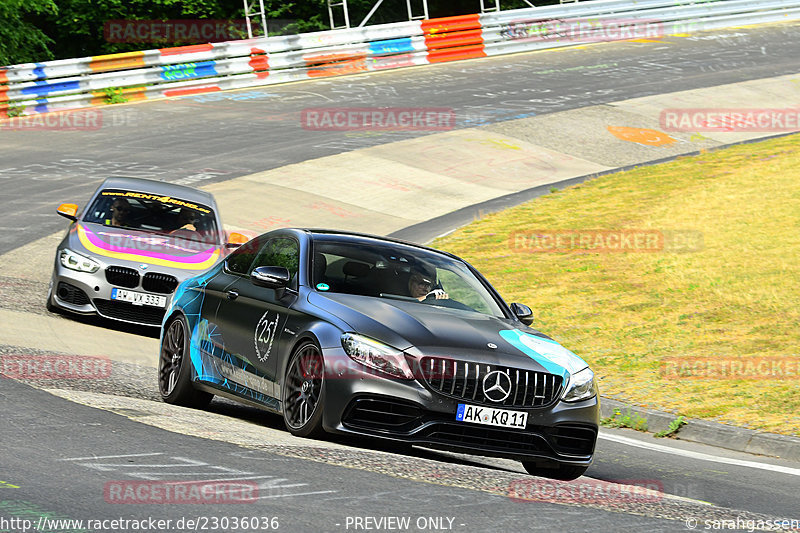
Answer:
top-left (108, 198), bottom-right (133, 227)
top-left (408, 266), bottom-right (449, 301)
top-left (171, 207), bottom-right (198, 232)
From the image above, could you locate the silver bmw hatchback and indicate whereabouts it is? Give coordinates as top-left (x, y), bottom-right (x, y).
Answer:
top-left (47, 177), bottom-right (244, 327)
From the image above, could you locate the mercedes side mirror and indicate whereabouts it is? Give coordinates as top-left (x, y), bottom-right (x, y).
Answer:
top-left (510, 303), bottom-right (534, 325)
top-left (251, 266), bottom-right (291, 290)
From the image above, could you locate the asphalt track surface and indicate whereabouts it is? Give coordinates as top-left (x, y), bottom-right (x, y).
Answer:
top-left (4, 373), bottom-right (800, 532)
top-left (1, 23), bottom-right (799, 254)
top-left (2, 23), bottom-right (800, 533)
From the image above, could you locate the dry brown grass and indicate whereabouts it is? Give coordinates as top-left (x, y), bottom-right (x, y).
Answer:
top-left (434, 134), bottom-right (800, 436)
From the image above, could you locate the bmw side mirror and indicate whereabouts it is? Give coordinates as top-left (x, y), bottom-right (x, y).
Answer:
top-left (510, 303), bottom-right (534, 325)
top-left (226, 232), bottom-right (249, 249)
top-left (57, 203), bottom-right (78, 221)
top-left (251, 266), bottom-right (290, 289)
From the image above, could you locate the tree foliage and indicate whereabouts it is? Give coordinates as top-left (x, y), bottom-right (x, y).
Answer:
top-left (42, 0), bottom-right (296, 58)
top-left (0, 0), bottom-right (57, 65)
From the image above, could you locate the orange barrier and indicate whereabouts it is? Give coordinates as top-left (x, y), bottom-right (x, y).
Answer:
top-left (421, 14), bottom-right (482, 35)
top-left (88, 52), bottom-right (146, 73)
top-left (427, 44), bottom-right (487, 63)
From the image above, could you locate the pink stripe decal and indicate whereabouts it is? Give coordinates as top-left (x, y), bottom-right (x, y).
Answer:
top-left (82, 225), bottom-right (216, 264)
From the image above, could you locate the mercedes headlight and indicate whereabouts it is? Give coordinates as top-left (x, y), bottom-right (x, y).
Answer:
top-left (60, 248), bottom-right (100, 273)
top-left (561, 367), bottom-right (596, 402)
top-left (341, 333), bottom-right (413, 380)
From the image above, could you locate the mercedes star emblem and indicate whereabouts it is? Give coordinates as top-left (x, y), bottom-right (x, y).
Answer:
top-left (482, 370), bottom-right (512, 402)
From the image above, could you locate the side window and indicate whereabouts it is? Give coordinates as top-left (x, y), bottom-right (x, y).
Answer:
top-left (225, 237), bottom-right (262, 275)
top-left (251, 238), bottom-right (300, 279)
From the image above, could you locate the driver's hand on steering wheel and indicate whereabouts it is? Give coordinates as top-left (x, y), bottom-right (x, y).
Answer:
top-left (425, 288), bottom-right (449, 300)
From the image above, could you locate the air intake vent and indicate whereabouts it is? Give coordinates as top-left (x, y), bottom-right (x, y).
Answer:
top-left (56, 282), bottom-right (90, 306)
top-left (549, 425), bottom-right (598, 456)
top-left (342, 397), bottom-right (423, 432)
top-left (420, 423), bottom-right (550, 454)
top-left (93, 299), bottom-right (165, 326)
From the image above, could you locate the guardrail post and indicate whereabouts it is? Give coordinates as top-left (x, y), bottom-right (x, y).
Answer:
top-left (328, 0), bottom-right (352, 29)
top-left (243, 0), bottom-right (268, 37)
top-left (407, 0), bottom-right (430, 21)
top-left (480, 0), bottom-right (501, 13)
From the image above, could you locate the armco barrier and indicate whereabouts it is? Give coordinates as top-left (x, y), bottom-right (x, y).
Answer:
top-left (2, 0), bottom-right (800, 118)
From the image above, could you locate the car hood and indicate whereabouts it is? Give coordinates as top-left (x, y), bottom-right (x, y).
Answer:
top-left (71, 222), bottom-right (222, 271)
top-left (307, 292), bottom-right (588, 377)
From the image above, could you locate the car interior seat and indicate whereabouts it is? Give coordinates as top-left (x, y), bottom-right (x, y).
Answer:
top-left (341, 260), bottom-right (375, 296)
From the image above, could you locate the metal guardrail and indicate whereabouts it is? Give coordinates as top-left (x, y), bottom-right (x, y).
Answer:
top-left (2, 0), bottom-right (799, 118)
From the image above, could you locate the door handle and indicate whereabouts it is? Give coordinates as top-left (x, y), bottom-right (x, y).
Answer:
top-left (227, 290), bottom-right (239, 300)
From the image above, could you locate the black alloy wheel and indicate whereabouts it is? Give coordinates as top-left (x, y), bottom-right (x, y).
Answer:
top-left (282, 341), bottom-right (326, 438)
top-left (158, 315), bottom-right (212, 407)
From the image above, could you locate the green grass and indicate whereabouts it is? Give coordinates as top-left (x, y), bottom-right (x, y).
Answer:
top-left (601, 408), bottom-right (649, 432)
top-left (655, 415), bottom-right (688, 438)
top-left (434, 134), bottom-right (800, 436)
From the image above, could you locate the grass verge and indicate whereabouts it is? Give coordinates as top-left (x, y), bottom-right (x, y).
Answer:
top-left (434, 134), bottom-right (800, 436)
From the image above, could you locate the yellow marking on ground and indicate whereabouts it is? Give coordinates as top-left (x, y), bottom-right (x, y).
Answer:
top-left (476, 138), bottom-right (523, 150)
top-left (690, 133), bottom-right (713, 142)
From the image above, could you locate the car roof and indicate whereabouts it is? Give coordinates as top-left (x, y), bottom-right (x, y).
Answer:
top-left (98, 177), bottom-right (217, 207)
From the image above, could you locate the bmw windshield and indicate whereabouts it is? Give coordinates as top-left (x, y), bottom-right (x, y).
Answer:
top-left (82, 189), bottom-right (220, 245)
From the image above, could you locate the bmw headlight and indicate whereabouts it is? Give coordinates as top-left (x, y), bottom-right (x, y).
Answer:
top-left (60, 248), bottom-right (100, 273)
top-left (561, 367), bottom-right (597, 402)
top-left (341, 333), bottom-right (413, 380)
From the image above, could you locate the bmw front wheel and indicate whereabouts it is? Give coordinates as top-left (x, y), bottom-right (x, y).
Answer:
top-left (45, 280), bottom-right (59, 313)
